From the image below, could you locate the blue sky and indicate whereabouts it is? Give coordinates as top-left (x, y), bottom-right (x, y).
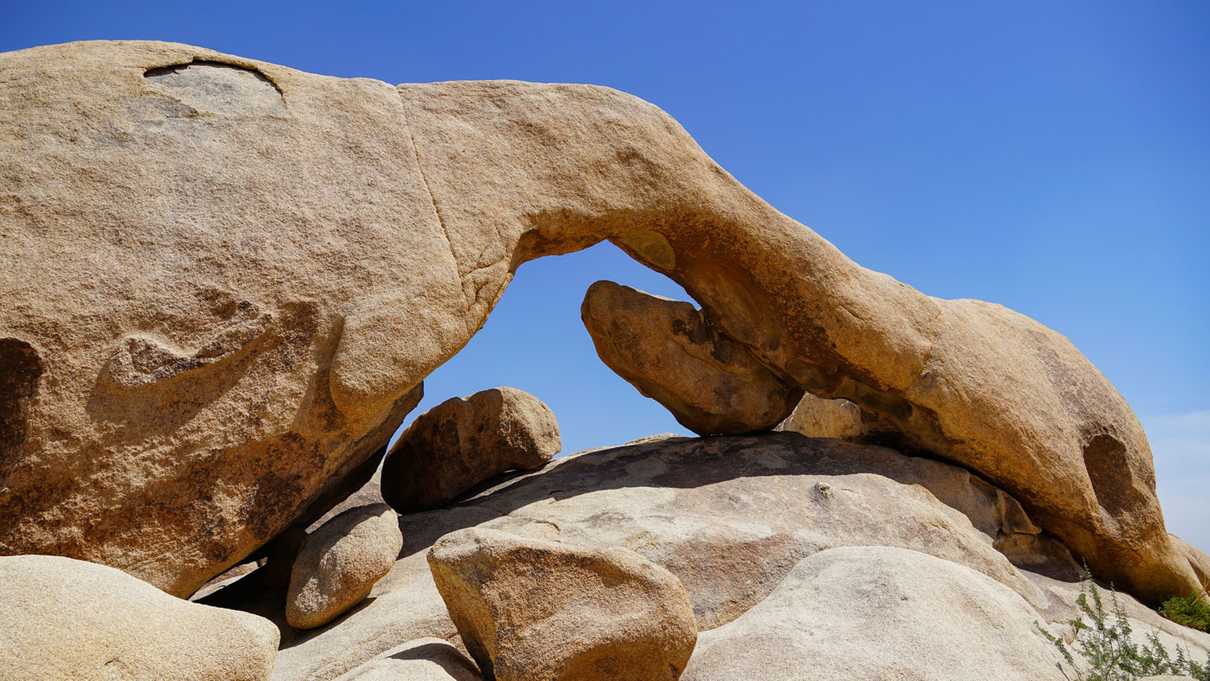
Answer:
top-left (5, 2), bottom-right (1206, 547)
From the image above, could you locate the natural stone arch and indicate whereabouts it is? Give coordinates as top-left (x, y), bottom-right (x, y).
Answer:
top-left (0, 40), bottom-right (1198, 603)
top-left (383, 79), bottom-right (1198, 603)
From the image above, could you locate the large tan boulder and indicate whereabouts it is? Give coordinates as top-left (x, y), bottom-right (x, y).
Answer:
top-left (0, 41), bottom-right (436, 596)
top-left (580, 280), bottom-right (801, 434)
top-left (0, 40), bottom-right (1193, 603)
top-left (288, 504), bottom-right (403, 630)
top-left (382, 387), bottom-right (560, 512)
top-left (427, 527), bottom-right (697, 681)
top-left (0, 554), bottom-right (278, 681)
top-left (682, 546), bottom-right (1061, 681)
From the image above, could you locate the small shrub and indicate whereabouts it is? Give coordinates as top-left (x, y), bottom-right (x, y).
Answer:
top-left (1035, 577), bottom-right (1210, 681)
top-left (1161, 593), bottom-right (1210, 634)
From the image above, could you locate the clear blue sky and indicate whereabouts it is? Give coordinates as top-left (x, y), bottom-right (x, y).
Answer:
top-left (5, 1), bottom-right (1207, 546)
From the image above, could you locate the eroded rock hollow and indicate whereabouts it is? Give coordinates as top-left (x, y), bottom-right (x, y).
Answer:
top-left (0, 40), bottom-right (1200, 603)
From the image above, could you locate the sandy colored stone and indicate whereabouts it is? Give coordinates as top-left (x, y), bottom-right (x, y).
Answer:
top-left (580, 280), bottom-right (801, 434)
top-left (0, 554), bottom-right (278, 681)
top-left (776, 392), bottom-right (868, 439)
top-left (247, 435), bottom-right (1062, 680)
top-left (1171, 534), bottom-right (1210, 594)
top-left (682, 546), bottom-right (1061, 681)
top-left (288, 503), bottom-right (403, 630)
top-left (1026, 570), bottom-right (1210, 660)
top-left (332, 638), bottom-right (481, 681)
top-left (0, 40), bottom-right (1193, 603)
top-left (382, 387), bottom-right (560, 512)
top-left (0, 41), bottom-right (436, 597)
top-left (428, 527), bottom-right (697, 681)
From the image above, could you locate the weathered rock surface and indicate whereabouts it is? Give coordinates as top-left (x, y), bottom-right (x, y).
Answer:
top-left (0, 40), bottom-right (1194, 602)
top-left (0, 554), bottom-right (278, 681)
top-left (1026, 571), bottom-right (1210, 659)
top-left (214, 434), bottom-right (1070, 679)
top-left (428, 527), bottom-right (697, 681)
top-left (1172, 534), bottom-right (1210, 594)
top-left (682, 546), bottom-right (1061, 681)
top-left (288, 504), bottom-right (403, 630)
top-left (776, 392), bottom-right (868, 439)
top-left (382, 387), bottom-right (560, 512)
top-left (332, 638), bottom-right (481, 681)
top-left (580, 280), bottom-right (801, 434)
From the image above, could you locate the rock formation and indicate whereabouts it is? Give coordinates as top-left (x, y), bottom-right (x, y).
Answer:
top-left (427, 527), bottom-right (698, 681)
top-left (0, 554), bottom-right (278, 680)
top-left (288, 504), bottom-right (403, 630)
top-left (199, 435), bottom-right (1210, 681)
top-left (580, 280), bottom-right (802, 434)
top-left (681, 546), bottom-right (1062, 681)
top-left (382, 387), bottom-right (560, 512)
top-left (0, 39), bottom-right (1198, 604)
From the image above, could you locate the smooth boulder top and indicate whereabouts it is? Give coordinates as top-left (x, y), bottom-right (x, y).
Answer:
top-left (0, 554), bottom-right (279, 681)
top-left (580, 280), bottom-right (802, 434)
top-left (0, 39), bottom-right (1197, 604)
top-left (428, 527), bottom-right (697, 681)
top-left (682, 545), bottom-right (1061, 681)
top-left (382, 387), bottom-right (560, 512)
top-left (287, 503), bottom-right (403, 630)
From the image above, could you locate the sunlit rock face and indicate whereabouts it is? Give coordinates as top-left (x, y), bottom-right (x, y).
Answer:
top-left (580, 280), bottom-right (802, 435)
top-left (0, 40), bottom-right (1198, 603)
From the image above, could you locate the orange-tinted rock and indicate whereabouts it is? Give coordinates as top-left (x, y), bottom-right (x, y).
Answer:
top-left (382, 387), bottom-right (560, 512)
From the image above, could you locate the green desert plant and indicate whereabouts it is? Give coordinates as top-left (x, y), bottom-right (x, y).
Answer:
top-left (1036, 577), bottom-right (1210, 681)
top-left (1160, 593), bottom-right (1210, 634)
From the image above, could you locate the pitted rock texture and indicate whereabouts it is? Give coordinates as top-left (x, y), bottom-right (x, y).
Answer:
top-left (287, 504), bottom-right (403, 630)
top-left (0, 40), bottom-right (1195, 603)
top-left (428, 527), bottom-right (697, 681)
top-left (382, 387), bottom-right (560, 512)
top-left (0, 554), bottom-right (279, 681)
top-left (581, 280), bottom-right (802, 434)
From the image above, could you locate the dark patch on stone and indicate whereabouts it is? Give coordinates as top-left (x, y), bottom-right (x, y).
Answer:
top-left (0, 338), bottom-right (42, 456)
top-left (1082, 433), bottom-right (1138, 517)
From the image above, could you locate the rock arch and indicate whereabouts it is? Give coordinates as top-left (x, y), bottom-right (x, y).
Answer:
top-left (0, 40), bottom-right (1198, 603)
